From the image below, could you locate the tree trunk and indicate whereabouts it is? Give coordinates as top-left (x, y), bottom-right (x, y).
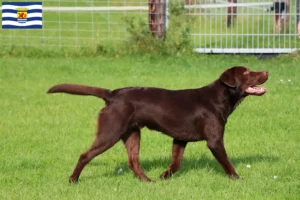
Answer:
top-left (148, 0), bottom-right (165, 38)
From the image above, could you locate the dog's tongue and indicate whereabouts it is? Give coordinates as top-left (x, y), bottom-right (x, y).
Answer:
top-left (245, 86), bottom-right (266, 95)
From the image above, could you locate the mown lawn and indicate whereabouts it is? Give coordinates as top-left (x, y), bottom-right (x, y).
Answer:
top-left (0, 54), bottom-right (300, 199)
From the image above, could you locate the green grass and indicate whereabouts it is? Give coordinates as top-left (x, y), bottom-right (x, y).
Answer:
top-left (0, 0), bottom-right (148, 48)
top-left (190, 0), bottom-right (300, 49)
top-left (1, 0), bottom-right (300, 51)
top-left (1, 54), bottom-right (300, 199)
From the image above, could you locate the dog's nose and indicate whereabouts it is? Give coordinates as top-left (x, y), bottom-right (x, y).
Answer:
top-left (264, 71), bottom-right (268, 76)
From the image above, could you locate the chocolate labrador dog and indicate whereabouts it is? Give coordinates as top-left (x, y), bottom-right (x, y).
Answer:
top-left (47, 66), bottom-right (268, 183)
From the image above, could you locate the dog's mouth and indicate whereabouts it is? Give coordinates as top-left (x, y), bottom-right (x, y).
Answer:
top-left (245, 86), bottom-right (266, 96)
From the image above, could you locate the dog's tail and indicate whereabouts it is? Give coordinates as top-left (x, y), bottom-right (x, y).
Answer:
top-left (47, 83), bottom-right (112, 101)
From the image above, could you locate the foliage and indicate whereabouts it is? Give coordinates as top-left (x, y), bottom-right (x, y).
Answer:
top-left (122, 2), bottom-right (194, 56)
top-left (0, 3), bottom-right (194, 58)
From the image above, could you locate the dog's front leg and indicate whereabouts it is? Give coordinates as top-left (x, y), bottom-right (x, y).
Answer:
top-left (160, 139), bottom-right (187, 179)
top-left (207, 138), bottom-right (239, 179)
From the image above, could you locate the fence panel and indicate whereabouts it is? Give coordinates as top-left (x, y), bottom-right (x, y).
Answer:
top-left (184, 0), bottom-right (300, 53)
top-left (1, 0), bottom-right (299, 53)
top-left (0, 0), bottom-right (148, 48)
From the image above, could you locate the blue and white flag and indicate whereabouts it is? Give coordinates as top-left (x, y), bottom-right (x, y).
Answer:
top-left (2, 2), bottom-right (42, 29)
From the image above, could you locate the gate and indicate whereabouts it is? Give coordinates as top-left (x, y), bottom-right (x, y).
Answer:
top-left (184, 0), bottom-right (300, 53)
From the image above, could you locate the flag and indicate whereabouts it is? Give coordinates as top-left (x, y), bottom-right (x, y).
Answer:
top-left (2, 2), bottom-right (42, 29)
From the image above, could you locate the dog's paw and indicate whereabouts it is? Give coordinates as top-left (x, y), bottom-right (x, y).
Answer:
top-left (228, 174), bottom-right (241, 180)
top-left (159, 171), bottom-right (172, 180)
top-left (143, 177), bottom-right (153, 182)
top-left (69, 176), bottom-right (79, 184)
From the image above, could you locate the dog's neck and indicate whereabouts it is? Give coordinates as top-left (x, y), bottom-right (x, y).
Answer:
top-left (227, 87), bottom-right (245, 111)
top-left (209, 80), bottom-right (245, 121)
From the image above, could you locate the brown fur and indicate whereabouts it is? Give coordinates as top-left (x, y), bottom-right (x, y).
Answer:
top-left (47, 66), bottom-right (268, 183)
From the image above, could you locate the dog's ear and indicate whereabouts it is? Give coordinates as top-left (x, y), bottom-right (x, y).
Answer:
top-left (220, 67), bottom-right (237, 87)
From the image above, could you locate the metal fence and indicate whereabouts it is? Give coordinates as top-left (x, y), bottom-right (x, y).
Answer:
top-left (0, 0), bottom-right (148, 48)
top-left (186, 0), bottom-right (300, 53)
top-left (0, 0), bottom-right (299, 53)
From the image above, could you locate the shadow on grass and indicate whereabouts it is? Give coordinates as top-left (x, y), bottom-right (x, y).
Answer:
top-left (84, 154), bottom-right (279, 181)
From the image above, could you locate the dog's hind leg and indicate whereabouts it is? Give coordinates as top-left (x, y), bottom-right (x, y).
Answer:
top-left (122, 130), bottom-right (152, 182)
top-left (159, 139), bottom-right (187, 179)
top-left (69, 103), bottom-right (134, 183)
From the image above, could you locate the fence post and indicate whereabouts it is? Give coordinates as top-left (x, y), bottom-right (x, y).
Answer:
top-left (165, 0), bottom-right (168, 29)
top-left (227, 0), bottom-right (237, 28)
top-left (297, 0), bottom-right (300, 38)
top-left (297, 0), bottom-right (299, 25)
top-left (148, 0), bottom-right (166, 38)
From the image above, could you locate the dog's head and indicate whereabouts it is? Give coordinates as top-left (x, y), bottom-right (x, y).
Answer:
top-left (220, 66), bottom-right (268, 96)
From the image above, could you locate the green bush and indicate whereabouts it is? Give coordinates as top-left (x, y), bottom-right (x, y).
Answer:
top-left (0, 3), bottom-right (194, 58)
top-left (121, 2), bottom-right (194, 56)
